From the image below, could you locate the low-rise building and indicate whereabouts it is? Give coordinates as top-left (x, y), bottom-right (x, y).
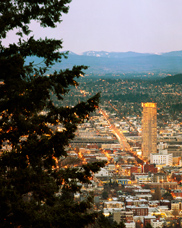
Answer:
top-left (171, 200), bottom-right (182, 212)
top-left (144, 216), bottom-right (156, 226)
top-left (151, 219), bottom-right (164, 228)
top-left (124, 221), bottom-right (135, 228)
top-left (152, 172), bottom-right (167, 182)
top-left (117, 179), bottom-right (132, 185)
top-left (131, 173), bottom-right (151, 183)
top-left (144, 164), bottom-right (158, 173)
top-left (171, 189), bottom-right (182, 198)
top-left (126, 206), bottom-right (149, 216)
top-left (150, 150), bottom-right (173, 166)
top-left (144, 215), bottom-right (164, 228)
top-left (104, 201), bottom-right (124, 209)
top-left (94, 168), bottom-right (110, 177)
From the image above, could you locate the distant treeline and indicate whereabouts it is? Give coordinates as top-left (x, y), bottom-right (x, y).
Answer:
top-left (160, 74), bottom-right (182, 84)
top-left (171, 103), bottom-right (182, 112)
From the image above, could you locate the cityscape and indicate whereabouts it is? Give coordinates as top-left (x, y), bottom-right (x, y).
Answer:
top-left (59, 75), bottom-right (182, 228)
top-left (1, 0), bottom-right (182, 227)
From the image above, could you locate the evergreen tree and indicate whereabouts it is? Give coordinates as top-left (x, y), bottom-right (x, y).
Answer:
top-left (144, 223), bottom-right (153, 228)
top-left (118, 220), bottom-right (126, 228)
top-left (102, 191), bottom-right (108, 200)
top-left (92, 214), bottom-right (123, 228)
top-left (0, 1), bottom-right (104, 227)
top-left (162, 192), bottom-right (173, 201)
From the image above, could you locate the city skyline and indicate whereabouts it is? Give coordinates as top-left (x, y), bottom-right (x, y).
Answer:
top-left (2, 0), bottom-right (182, 55)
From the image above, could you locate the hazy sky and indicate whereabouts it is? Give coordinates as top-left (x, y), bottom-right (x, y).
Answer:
top-left (4, 0), bottom-right (182, 54)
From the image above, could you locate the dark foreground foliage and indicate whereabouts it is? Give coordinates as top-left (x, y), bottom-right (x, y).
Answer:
top-left (0, 1), bottom-right (104, 227)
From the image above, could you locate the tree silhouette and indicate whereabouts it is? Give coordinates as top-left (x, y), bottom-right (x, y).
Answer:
top-left (102, 191), bottom-right (109, 199)
top-left (162, 192), bottom-right (173, 201)
top-left (0, 1), bottom-right (104, 227)
top-left (144, 223), bottom-right (153, 228)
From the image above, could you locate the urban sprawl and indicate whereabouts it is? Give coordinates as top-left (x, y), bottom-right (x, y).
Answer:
top-left (65, 77), bottom-right (182, 228)
top-left (4, 76), bottom-right (182, 228)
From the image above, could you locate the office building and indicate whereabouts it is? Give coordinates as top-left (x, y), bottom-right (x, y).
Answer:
top-left (142, 102), bottom-right (157, 159)
top-left (150, 146), bottom-right (173, 166)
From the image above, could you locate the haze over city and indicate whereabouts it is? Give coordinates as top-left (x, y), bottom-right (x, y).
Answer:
top-left (3, 0), bottom-right (182, 54)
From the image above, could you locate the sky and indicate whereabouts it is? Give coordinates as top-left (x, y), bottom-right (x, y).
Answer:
top-left (3, 0), bottom-right (182, 54)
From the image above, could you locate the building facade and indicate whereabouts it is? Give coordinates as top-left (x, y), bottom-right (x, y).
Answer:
top-left (142, 102), bottom-right (157, 159)
top-left (150, 151), bottom-right (173, 166)
top-left (150, 142), bottom-right (173, 166)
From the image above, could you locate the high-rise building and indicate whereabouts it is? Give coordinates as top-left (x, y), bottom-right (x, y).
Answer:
top-left (142, 102), bottom-right (157, 159)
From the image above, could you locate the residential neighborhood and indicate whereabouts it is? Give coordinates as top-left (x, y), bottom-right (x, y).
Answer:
top-left (65, 103), bottom-right (182, 228)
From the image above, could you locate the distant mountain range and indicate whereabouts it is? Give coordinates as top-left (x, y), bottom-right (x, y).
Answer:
top-left (25, 50), bottom-right (182, 75)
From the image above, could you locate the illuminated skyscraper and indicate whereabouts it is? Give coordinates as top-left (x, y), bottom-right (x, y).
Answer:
top-left (142, 102), bottom-right (157, 159)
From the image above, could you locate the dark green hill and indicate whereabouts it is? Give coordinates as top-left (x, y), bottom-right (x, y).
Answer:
top-left (160, 74), bottom-right (182, 84)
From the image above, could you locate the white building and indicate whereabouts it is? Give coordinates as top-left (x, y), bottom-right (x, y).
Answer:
top-left (157, 142), bottom-right (168, 150)
top-left (150, 149), bottom-right (173, 166)
top-left (144, 216), bottom-right (164, 228)
top-left (124, 222), bottom-right (136, 228)
top-left (107, 164), bottom-right (115, 171)
top-left (104, 201), bottom-right (123, 209)
top-left (171, 200), bottom-right (182, 212)
top-left (94, 168), bottom-right (110, 177)
top-left (133, 173), bottom-right (151, 183)
top-left (151, 219), bottom-right (164, 228)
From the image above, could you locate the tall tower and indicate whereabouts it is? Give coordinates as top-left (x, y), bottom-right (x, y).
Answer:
top-left (142, 102), bottom-right (157, 160)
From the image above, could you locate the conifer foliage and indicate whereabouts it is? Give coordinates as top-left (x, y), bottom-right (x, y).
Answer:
top-left (0, 1), bottom-right (104, 227)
